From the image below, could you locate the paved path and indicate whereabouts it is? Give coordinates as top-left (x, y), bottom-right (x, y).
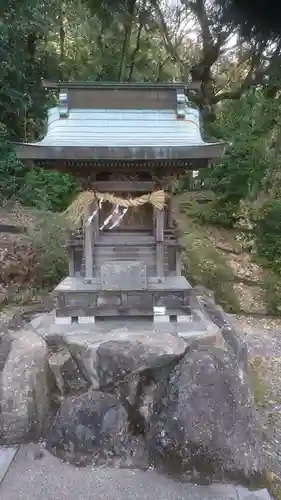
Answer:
top-left (0, 444), bottom-right (271, 500)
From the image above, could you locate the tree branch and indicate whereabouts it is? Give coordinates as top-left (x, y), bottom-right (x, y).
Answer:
top-left (127, 21), bottom-right (144, 81)
top-left (213, 40), bottom-right (281, 103)
top-left (189, 0), bottom-right (212, 50)
top-left (150, 0), bottom-right (185, 70)
top-left (190, 0), bottom-right (231, 81)
top-left (155, 55), bottom-right (170, 82)
top-left (119, 0), bottom-right (137, 81)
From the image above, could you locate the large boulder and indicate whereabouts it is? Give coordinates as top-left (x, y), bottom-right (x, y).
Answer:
top-left (148, 344), bottom-right (265, 483)
top-left (48, 347), bottom-right (89, 398)
top-left (193, 287), bottom-right (248, 371)
top-left (29, 302), bottom-right (263, 482)
top-left (0, 325), bottom-right (13, 374)
top-left (60, 329), bottom-right (187, 434)
top-left (63, 329), bottom-right (187, 390)
top-left (0, 324), bottom-right (51, 444)
top-left (46, 390), bottom-right (146, 467)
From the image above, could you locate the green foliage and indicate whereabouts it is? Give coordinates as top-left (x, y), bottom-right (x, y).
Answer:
top-left (181, 226), bottom-right (240, 312)
top-left (254, 198), bottom-right (281, 317)
top-left (0, 137), bottom-right (76, 211)
top-left (213, 0), bottom-right (281, 40)
top-left (0, 152), bottom-right (27, 204)
top-left (272, 483), bottom-right (281, 500)
top-left (263, 271), bottom-right (281, 316)
top-left (21, 168), bottom-right (76, 212)
top-left (26, 211), bottom-right (69, 287)
top-left (199, 91), bottom-right (278, 226)
top-left (254, 198), bottom-right (281, 273)
top-left (0, 1), bottom-right (56, 142)
top-left (194, 200), bottom-right (239, 228)
top-left (174, 199), bottom-right (240, 312)
top-left (84, 0), bottom-right (129, 21)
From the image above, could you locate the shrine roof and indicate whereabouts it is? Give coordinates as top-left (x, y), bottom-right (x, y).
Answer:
top-left (15, 82), bottom-right (226, 163)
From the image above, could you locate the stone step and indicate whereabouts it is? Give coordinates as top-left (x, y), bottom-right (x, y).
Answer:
top-left (0, 446), bottom-right (18, 485)
top-left (0, 445), bottom-right (272, 500)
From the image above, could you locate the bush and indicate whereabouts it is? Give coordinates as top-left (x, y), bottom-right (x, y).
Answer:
top-left (0, 206), bottom-right (69, 292)
top-left (20, 168), bottom-right (77, 212)
top-left (0, 151), bottom-right (27, 204)
top-left (177, 188), bottom-right (239, 228)
top-left (181, 226), bottom-right (240, 312)
top-left (263, 271), bottom-right (281, 316)
top-left (173, 196), bottom-right (240, 312)
top-left (25, 210), bottom-right (69, 287)
top-left (194, 200), bottom-right (239, 228)
top-left (254, 198), bottom-right (281, 273)
top-left (0, 128), bottom-right (76, 212)
top-left (200, 91), bottom-right (278, 227)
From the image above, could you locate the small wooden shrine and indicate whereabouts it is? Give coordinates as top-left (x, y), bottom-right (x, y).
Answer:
top-left (16, 82), bottom-right (225, 325)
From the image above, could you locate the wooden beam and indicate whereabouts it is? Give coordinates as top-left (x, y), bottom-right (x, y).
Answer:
top-left (167, 198), bottom-right (174, 227)
top-left (33, 158), bottom-right (208, 171)
top-left (156, 242), bottom-right (165, 277)
top-left (42, 80), bottom-right (201, 91)
top-left (156, 209), bottom-right (164, 242)
top-left (155, 208), bottom-right (164, 277)
top-left (92, 200), bottom-right (99, 276)
top-left (65, 240), bottom-right (182, 248)
top-left (84, 202), bottom-right (95, 281)
top-left (90, 181), bottom-right (157, 192)
top-left (92, 200), bottom-right (99, 242)
top-left (67, 248), bottom-right (75, 277)
top-left (176, 249), bottom-right (182, 276)
top-left (16, 143), bottom-right (225, 161)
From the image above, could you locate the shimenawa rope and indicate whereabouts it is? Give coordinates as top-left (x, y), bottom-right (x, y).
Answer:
top-left (63, 190), bottom-right (166, 226)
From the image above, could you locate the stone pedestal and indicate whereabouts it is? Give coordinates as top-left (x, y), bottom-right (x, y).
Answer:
top-left (54, 261), bottom-right (192, 325)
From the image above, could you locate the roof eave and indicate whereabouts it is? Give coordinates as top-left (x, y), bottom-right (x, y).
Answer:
top-left (15, 143), bottom-right (226, 162)
top-left (42, 80), bottom-right (201, 91)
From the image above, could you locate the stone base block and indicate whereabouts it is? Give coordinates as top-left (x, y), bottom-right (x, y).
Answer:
top-left (153, 315), bottom-right (170, 323)
top-left (176, 315), bottom-right (192, 323)
top-left (78, 317), bottom-right (95, 324)
top-left (54, 275), bottom-right (192, 320)
top-left (55, 316), bottom-right (72, 325)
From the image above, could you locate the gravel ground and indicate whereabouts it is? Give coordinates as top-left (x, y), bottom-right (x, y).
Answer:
top-left (0, 444), bottom-right (271, 500)
top-left (232, 315), bottom-right (281, 481)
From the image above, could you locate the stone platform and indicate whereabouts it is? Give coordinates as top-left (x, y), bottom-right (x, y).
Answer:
top-left (53, 274), bottom-right (192, 325)
top-left (31, 307), bottom-right (221, 347)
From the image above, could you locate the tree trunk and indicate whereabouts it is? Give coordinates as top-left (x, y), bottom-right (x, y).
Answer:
top-left (59, 5), bottom-right (66, 78)
top-left (127, 22), bottom-right (143, 81)
top-left (119, 0), bottom-right (137, 82)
